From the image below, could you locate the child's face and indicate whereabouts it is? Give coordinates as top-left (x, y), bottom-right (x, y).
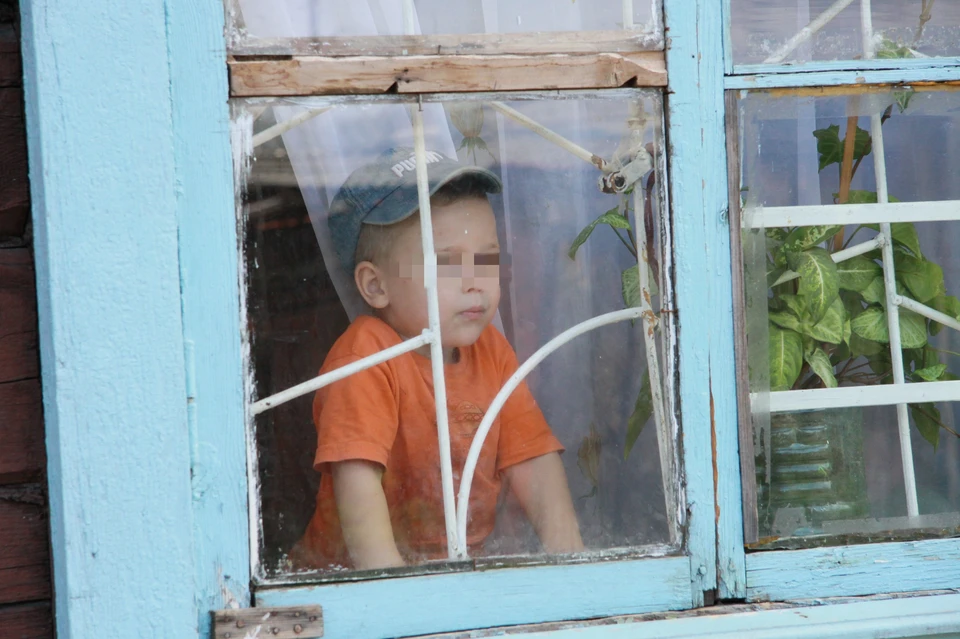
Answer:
top-left (380, 197), bottom-right (501, 351)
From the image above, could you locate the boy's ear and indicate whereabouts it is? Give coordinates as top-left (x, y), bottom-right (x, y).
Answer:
top-left (355, 261), bottom-right (389, 309)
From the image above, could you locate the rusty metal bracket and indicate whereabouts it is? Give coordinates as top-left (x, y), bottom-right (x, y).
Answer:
top-left (212, 606), bottom-right (323, 639)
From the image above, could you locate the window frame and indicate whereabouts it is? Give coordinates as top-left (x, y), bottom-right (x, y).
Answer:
top-left (218, 0), bottom-right (736, 632)
top-left (723, 0), bottom-right (960, 605)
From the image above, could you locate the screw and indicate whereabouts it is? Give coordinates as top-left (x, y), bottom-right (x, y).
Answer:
top-left (309, 616), bottom-right (318, 622)
top-left (224, 634), bottom-right (232, 639)
top-left (294, 612), bottom-right (301, 618)
top-left (272, 628), bottom-right (280, 635)
top-left (236, 620), bottom-right (246, 629)
top-left (294, 624), bottom-right (303, 634)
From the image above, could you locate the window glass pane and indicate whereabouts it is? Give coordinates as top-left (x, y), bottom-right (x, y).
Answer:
top-left (230, 0), bottom-right (662, 47)
top-left (237, 92), bottom-right (679, 579)
top-left (736, 87), bottom-right (960, 546)
top-left (730, 0), bottom-right (960, 67)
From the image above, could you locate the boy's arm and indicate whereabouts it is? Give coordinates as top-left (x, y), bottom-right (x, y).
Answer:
top-left (503, 452), bottom-right (584, 553)
top-left (331, 460), bottom-right (405, 570)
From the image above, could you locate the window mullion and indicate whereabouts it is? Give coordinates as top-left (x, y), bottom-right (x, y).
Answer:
top-left (410, 104), bottom-right (461, 559)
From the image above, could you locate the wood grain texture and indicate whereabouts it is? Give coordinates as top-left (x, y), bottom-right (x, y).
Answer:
top-left (231, 30), bottom-right (661, 57)
top-left (725, 91), bottom-right (758, 546)
top-left (229, 52), bottom-right (666, 97)
top-left (745, 538), bottom-right (960, 601)
top-left (0, 379), bottom-right (44, 484)
top-left (0, 248), bottom-right (39, 383)
top-left (0, 499), bottom-right (51, 604)
top-left (0, 88), bottom-right (30, 238)
top-left (0, 601), bottom-right (54, 639)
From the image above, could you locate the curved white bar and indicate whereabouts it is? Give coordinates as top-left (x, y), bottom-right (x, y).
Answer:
top-left (454, 307), bottom-right (643, 557)
top-left (250, 330), bottom-right (432, 415)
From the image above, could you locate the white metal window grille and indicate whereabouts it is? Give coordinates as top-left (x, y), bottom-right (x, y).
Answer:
top-left (247, 96), bottom-right (671, 559)
top-left (743, 0), bottom-right (960, 518)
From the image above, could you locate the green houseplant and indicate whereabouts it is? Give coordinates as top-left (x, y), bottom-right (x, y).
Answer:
top-left (756, 93), bottom-right (960, 533)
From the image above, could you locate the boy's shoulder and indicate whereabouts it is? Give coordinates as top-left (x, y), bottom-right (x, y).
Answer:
top-left (326, 315), bottom-right (404, 363)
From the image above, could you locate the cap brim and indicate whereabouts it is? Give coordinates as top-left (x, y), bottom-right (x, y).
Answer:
top-left (365, 164), bottom-right (502, 226)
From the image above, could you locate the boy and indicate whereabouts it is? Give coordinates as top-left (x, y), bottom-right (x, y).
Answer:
top-left (293, 147), bottom-right (583, 571)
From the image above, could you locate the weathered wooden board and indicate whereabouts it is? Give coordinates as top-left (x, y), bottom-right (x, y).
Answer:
top-left (229, 52), bottom-right (666, 97)
top-left (0, 379), bottom-right (45, 483)
top-left (0, 26), bottom-right (21, 88)
top-left (0, 88), bottom-right (30, 238)
top-left (0, 498), bottom-right (51, 604)
top-left (0, 248), bottom-right (39, 383)
top-left (0, 601), bottom-right (53, 639)
top-left (231, 30), bottom-right (660, 57)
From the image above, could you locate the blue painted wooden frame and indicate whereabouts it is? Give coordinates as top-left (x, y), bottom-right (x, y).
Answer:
top-left (665, 0), bottom-right (745, 603)
top-left (258, 557), bottom-right (693, 638)
top-left (19, 0), bottom-right (200, 636)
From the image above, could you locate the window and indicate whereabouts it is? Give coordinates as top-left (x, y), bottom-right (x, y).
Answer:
top-left (222, 1), bottom-right (725, 634)
top-left (735, 86), bottom-right (960, 545)
top-left (238, 93), bottom-right (680, 579)
top-left (729, 0), bottom-right (960, 68)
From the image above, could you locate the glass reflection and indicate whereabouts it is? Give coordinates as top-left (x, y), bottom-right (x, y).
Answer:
top-left (730, 0), bottom-right (960, 66)
top-left (233, 0), bottom-right (661, 43)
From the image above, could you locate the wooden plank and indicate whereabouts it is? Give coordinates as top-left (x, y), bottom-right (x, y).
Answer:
top-left (0, 248), bottom-right (39, 383)
top-left (0, 88), bottom-right (30, 239)
top-left (230, 30), bottom-right (661, 57)
top-left (0, 25), bottom-right (22, 88)
top-left (0, 602), bottom-right (54, 639)
top-left (213, 606), bottom-right (323, 639)
top-left (229, 51), bottom-right (667, 97)
top-left (725, 90), bottom-right (758, 545)
top-left (256, 556), bottom-right (693, 639)
top-left (746, 539), bottom-right (960, 601)
top-left (0, 379), bottom-right (44, 484)
top-left (0, 498), bottom-right (51, 604)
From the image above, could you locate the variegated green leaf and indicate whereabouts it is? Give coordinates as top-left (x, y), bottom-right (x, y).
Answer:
top-left (899, 309), bottom-right (928, 349)
top-left (895, 254), bottom-right (944, 304)
top-left (769, 310), bottom-right (802, 333)
top-left (851, 306), bottom-right (889, 343)
top-left (914, 364), bottom-right (947, 382)
top-left (789, 247), bottom-right (840, 323)
top-left (861, 276), bottom-right (886, 305)
top-left (803, 297), bottom-right (845, 345)
top-left (784, 225), bottom-right (843, 252)
top-left (837, 255), bottom-right (882, 292)
top-left (805, 347), bottom-right (838, 388)
top-left (769, 325), bottom-right (804, 392)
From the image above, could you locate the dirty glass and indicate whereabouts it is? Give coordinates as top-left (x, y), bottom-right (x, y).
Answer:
top-left (237, 91), bottom-right (679, 578)
top-left (730, 0), bottom-right (960, 67)
top-left (228, 0), bottom-right (662, 48)
top-left (737, 88), bottom-right (960, 545)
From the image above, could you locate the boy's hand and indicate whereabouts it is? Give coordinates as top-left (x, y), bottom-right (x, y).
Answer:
top-left (331, 460), bottom-right (405, 570)
top-left (503, 452), bottom-right (584, 554)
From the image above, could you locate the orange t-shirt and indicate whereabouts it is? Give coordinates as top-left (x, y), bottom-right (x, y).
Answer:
top-left (294, 315), bottom-right (563, 569)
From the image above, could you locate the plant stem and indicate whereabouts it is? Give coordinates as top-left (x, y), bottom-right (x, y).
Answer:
top-left (841, 225), bottom-right (866, 250)
top-left (611, 227), bottom-right (638, 258)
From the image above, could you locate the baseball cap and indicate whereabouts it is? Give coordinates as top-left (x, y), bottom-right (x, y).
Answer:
top-left (328, 147), bottom-right (502, 272)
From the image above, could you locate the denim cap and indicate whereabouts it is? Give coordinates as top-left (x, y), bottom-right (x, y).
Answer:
top-left (328, 147), bottom-right (502, 272)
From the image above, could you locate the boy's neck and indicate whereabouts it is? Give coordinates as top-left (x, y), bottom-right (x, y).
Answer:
top-left (413, 342), bottom-right (460, 365)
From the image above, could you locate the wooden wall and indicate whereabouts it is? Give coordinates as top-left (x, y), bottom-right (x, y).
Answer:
top-left (0, 0), bottom-right (53, 636)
